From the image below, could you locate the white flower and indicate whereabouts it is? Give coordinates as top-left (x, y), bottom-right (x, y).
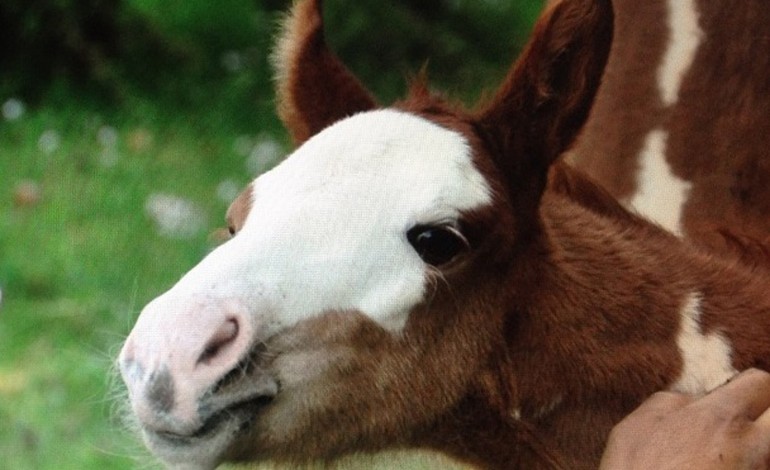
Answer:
top-left (145, 193), bottom-right (207, 239)
top-left (216, 179), bottom-right (242, 204)
top-left (246, 135), bottom-right (284, 175)
top-left (38, 130), bottom-right (60, 154)
top-left (2, 98), bottom-right (25, 121)
top-left (97, 125), bottom-right (119, 148)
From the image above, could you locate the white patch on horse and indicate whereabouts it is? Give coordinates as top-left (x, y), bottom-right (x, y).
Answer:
top-left (147, 109), bottom-right (492, 336)
top-left (669, 292), bottom-right (738, 394)
top-left (628, 129), bottom-right (691, 235)
top-left (658, 0), bottom-right (704, 106)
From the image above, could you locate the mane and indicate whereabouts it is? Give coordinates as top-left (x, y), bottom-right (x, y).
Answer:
top-left (547, 162), bottom-right (770, 275)
top-left (394, 72), bottom-right (469, 118)
top-left (547, 162), bottom-right (648, 227)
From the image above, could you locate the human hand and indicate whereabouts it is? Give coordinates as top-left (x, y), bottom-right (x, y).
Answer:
top-left (600, 368), bottom-right (770, 470)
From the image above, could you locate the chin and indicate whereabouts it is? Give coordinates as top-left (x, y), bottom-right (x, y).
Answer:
top-left (141, 398), bottom-right (271, 470)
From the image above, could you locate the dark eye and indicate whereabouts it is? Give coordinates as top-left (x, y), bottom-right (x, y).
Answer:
top-left (407, 224), bottom-right (469, 267)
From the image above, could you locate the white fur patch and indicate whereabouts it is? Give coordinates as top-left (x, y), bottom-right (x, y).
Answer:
top-left (669, 293), bottom-right (738, 394)
top-left (146, 109), bottom-right (492, 336)
top-left (628, 129), bottom-right (691, 235)
top-left (658, 0), bottom-right (703, 106)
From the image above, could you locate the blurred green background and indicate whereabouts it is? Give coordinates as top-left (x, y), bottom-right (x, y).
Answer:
top-left (0, 0), bottom-right (543, 468)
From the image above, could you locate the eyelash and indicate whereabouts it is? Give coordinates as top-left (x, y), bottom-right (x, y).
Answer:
top-left (406, 224), bottom-right (469, 267)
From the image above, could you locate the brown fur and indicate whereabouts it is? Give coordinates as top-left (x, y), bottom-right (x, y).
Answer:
top-left (213, 0), bottom-right (770, 469)
top-left (272, 0), bottom-right (377, 145)
top-left (569, 0), bottom-right (770, 257)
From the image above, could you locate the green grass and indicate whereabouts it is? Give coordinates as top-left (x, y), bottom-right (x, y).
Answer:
top-left (0, 1), bottom-right (297, 466)
top-left (0, 93), bottom-right (286, 469)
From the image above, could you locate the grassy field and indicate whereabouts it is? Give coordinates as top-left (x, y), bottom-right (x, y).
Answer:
top-left (0, 1), bottom-right (542, 468)
top-left (0, 0), bottom-right (282, 466)
top-left (0, 91), bottom-right (286, 468)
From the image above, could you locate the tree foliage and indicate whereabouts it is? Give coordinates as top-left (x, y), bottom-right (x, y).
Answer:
top-left (0, 0), bottom-right (191, 100)
top-left (0, 0), bottom-right (544, 104)
top-left (324, 0), bottom-right (544, 102)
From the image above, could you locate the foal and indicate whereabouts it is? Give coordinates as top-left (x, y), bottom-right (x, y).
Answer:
top-left (119, 0), bottom-right (770, 468)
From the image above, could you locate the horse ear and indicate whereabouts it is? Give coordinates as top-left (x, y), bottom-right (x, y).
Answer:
top-left (475, 0), bottom-right (613, 217)
top-left (272, 0), bottom-right (377, 145)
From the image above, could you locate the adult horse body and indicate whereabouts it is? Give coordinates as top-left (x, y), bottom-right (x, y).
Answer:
top-left (570, 0), bottom-right (770, 256)
top-left (118, 0), bottom-right (770, 469)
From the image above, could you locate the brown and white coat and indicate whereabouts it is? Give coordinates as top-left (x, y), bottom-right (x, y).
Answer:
top-left (118, 0), bottom-right (770, 469)
top-left (570, 0), bottom-right (770, 258)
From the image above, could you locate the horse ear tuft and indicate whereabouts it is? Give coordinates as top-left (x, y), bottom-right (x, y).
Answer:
top-left (272, 0), bottom-right (378, 146)
top-left (475, 0), bottom-right (613, 218)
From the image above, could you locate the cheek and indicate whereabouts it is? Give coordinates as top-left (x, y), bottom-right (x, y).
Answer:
top-left (271, 347), bottom-right (359, 395)
top-left (265, 311), bottom-right (398, 385)
top-left (257, 312), bottom-right (401, 435)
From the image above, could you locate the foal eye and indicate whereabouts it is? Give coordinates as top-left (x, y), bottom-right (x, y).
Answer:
top-left (407, 225), bottom-right (469, 267)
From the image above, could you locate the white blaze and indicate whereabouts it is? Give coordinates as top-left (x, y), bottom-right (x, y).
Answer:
top-left (145, 109), bottom-right (492, 338)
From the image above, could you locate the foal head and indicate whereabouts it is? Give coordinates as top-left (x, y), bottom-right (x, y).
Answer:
top-left (118, 0), bottom-right (612, 467)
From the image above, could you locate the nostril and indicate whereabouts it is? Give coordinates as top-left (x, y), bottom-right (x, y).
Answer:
top-left (198, 318), bottom-right (240, 365)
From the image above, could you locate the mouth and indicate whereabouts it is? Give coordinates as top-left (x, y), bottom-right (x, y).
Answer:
top-left (152, 393), bottom-right (275, 445)
top-left (134, 352), bottom-right (280, 470)
top-left (146, 348), bottom-right (280, 450)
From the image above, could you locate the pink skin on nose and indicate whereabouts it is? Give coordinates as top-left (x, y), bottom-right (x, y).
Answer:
top-left (119, 294), bottom-right (258, 435)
